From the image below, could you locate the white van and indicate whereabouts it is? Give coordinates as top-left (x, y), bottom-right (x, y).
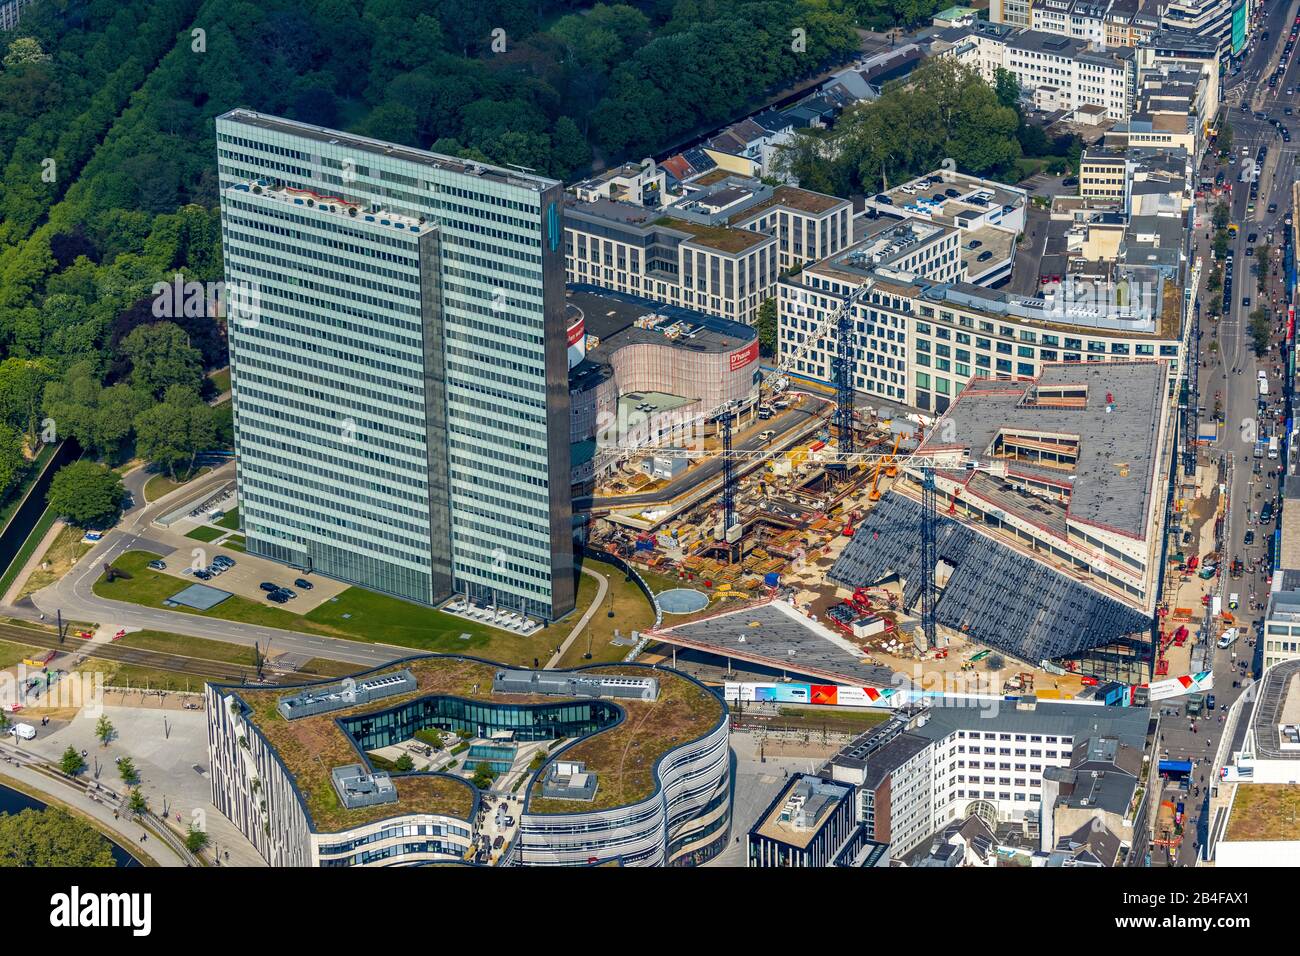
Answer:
top-left (8, 723), bottom-right (35, 740)
top-left (1217, 628), bottom-right (1239, 650)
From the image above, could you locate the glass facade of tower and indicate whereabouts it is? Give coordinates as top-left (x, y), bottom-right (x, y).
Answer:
top-left (216, 110), bottom-right (574, 621)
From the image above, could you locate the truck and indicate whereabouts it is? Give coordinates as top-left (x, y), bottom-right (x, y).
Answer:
top-left (1229, 592), bottom-right (1239, 610)
top-left (1217, 628), bottom-right (1239, 649)
top-left (1255, 438), bottom-right (1266, 458)
top-left (8, 723), bottom-right (35, 740)
top-left (1269, 435), bottom-right (1279, 459)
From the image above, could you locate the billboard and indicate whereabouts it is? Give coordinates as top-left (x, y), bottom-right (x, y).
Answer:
top-left (729, 340), bottom-right (759, 372)
top-left (1232, 3), bottom-right (1246, 56)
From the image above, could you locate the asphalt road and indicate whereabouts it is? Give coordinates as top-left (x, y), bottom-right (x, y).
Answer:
top-left (4, 463), bottom-right (405, 671)
top-left (1151, 0), bottom-right (1300, 866)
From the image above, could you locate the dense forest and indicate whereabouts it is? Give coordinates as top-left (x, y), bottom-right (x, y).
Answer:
top-left (0, 0), bottom-right (949, 512)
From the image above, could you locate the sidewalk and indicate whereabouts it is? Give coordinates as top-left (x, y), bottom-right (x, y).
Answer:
top-left (1, 518), bottom-right (66, 606)
top-left (0, 750), bottom-right (185, 866)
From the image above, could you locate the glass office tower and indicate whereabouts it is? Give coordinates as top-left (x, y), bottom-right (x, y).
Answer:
top-left (216, 110), bottom-right (574, 621)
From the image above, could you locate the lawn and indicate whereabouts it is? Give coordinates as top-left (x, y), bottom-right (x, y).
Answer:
top-left (0, 504), bottom-right (58, 598)
top-left (17, 523), bottom-right (91, 600)
top-left (223, 535), bottom-right (246, 553)
top-left (0, 638), bottom-right (40, 669)
top-left (215, 507), bottom-right (240, 530)
top-left (143, 466), bottom-right (210, 503)
top-left (208, 367), bottom-right (231, 394)
top-left (554, 565), bottom-right (657, 669)
top-left (184, 525), bottom-right (225, 542)
top-left (95, 551), bottom-right (578, 663)
top-left (117, 629), bottom-right (258, 667)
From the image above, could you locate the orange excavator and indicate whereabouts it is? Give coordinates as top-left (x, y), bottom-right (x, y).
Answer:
top-left (868, 433), bottom-right (904, 501)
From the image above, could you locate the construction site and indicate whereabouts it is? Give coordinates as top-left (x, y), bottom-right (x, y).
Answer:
top-left (587, 354), bottom-right (1195, 696)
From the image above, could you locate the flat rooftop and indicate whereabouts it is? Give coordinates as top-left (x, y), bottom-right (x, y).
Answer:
top-left (652, 599), bottom-right (902, 687)
top-left (873, 169), bottom-right (1026, 219)
top-left (753, 775), bottom-right (853, 849)
top-left (566, 285), bottom-right (757, 394)
top-left (730, 184), bottom-right (848, 220)
top-left (222, 655), bottom-right (723, 832)
top-left (653, 215), bottom-right (772, 254)
top-left (1224, 785), bottom-right (1300, 843)
top-left (219, 109), bottom-right (559, 192)
top-left (917, 361), bottom-right (1168, 539)
top-left (1249, 660), bottom-right (1300, 760)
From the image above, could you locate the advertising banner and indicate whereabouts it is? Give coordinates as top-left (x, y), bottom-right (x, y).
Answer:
top-left (1231, 3), bottom-right (1246, 55)
top-left (729, 340), bottom-right (759, 372)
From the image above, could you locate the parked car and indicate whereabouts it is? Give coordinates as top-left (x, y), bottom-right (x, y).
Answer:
top-left (147, 560), bottom-right (166, 571)
top-left (1245, 530), bottom-right (1255, 545)
top-left (1061, 176), bottom-right (1078, 187)
top-left (976, 250), bottom-right (993, 262)
top-left (259, 582), bottom-right (279, 593)
top-left (267, 592), bottom-right (289, 604)
top-left (277, 588), bottom-right (297, 600)
top-left (194, 570), bottom-right (212, 581)
top-left (294, 578), bottom-right (313, 590)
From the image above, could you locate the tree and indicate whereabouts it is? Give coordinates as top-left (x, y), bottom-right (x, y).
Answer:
top-left (1250, 308), bottom-right (1271, 356)
top-left (118, 756), bottom-right (139, 785)
top-left (95, 714), bottom-right (115, 747)
top-left (184, 825), bottom-right (210, 854)
top-left (0, 424), bottom-right (24, 500)
top-left (121, 323), bottom-right (204, 400)
top-left (755, 297), bottom-right (777, 358)
top-left (394, 752), bottom-right (415, 772)
top-left (47, 461), bottom-right (124, 529)
top-left (42, 363), bottom-right (150, 462)
top-left (471, 761), bottom-right (495, 790)
top-left (133, 386), bottom-right (221, 480)
top-left (3, 37), bottom-right (52, 68)
top-left (59, 746), bottom-right (86, 777)
top-left (0, 357), bottom-right (51, 445)
top-left (1212, 202), bottom-right (1231, 231)
top-left (0, 808), bottom-right (114, 867)
top-left (127, 787), bottom-right (147, 815)
top-left (994, 68), bottom-right (1021, 111)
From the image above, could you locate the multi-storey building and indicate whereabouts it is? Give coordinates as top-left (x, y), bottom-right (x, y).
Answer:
top-left (0, 0), bottom-right (37, 31)
top-left (938, 22), bottom-right (1136, 120)
top-left (216, 110), bottom-right (574, 622)
top-left (1160, 0), bottom-right (1238, 54)
top-left (828, 701), bottom-right (1151, 859)
top-left (989, 0), bottom-right (1035, 29)
top-left (778, 247), bottom-right (1186, 415)
top-left (207, 656), bottom-right (731, 867)
top-left (564, 175), bottom-right (850, 325)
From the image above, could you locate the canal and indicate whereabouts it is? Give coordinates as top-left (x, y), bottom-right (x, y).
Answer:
top-left (0, 783), bottom-right (142, 866)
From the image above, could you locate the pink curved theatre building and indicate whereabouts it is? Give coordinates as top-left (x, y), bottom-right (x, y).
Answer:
top-left (567, 285), bottom-right (760, 486)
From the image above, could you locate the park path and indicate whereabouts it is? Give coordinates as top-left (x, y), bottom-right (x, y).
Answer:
top-left (1, 518), bottom-right (66, 606)
top-left (546, 566), bottom-right (609, 669)
top-left (0, 741), bottom-right (189, 866)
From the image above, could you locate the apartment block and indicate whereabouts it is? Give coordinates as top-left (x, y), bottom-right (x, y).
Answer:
top-left (216, 110), bottom-right (575, 622)
top-left (564, 173), bottom-right (850, 325)
top-left (828, 702), bottom-right (1151, 859)
top-left (938, 21), bottom-right (1136, 120)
